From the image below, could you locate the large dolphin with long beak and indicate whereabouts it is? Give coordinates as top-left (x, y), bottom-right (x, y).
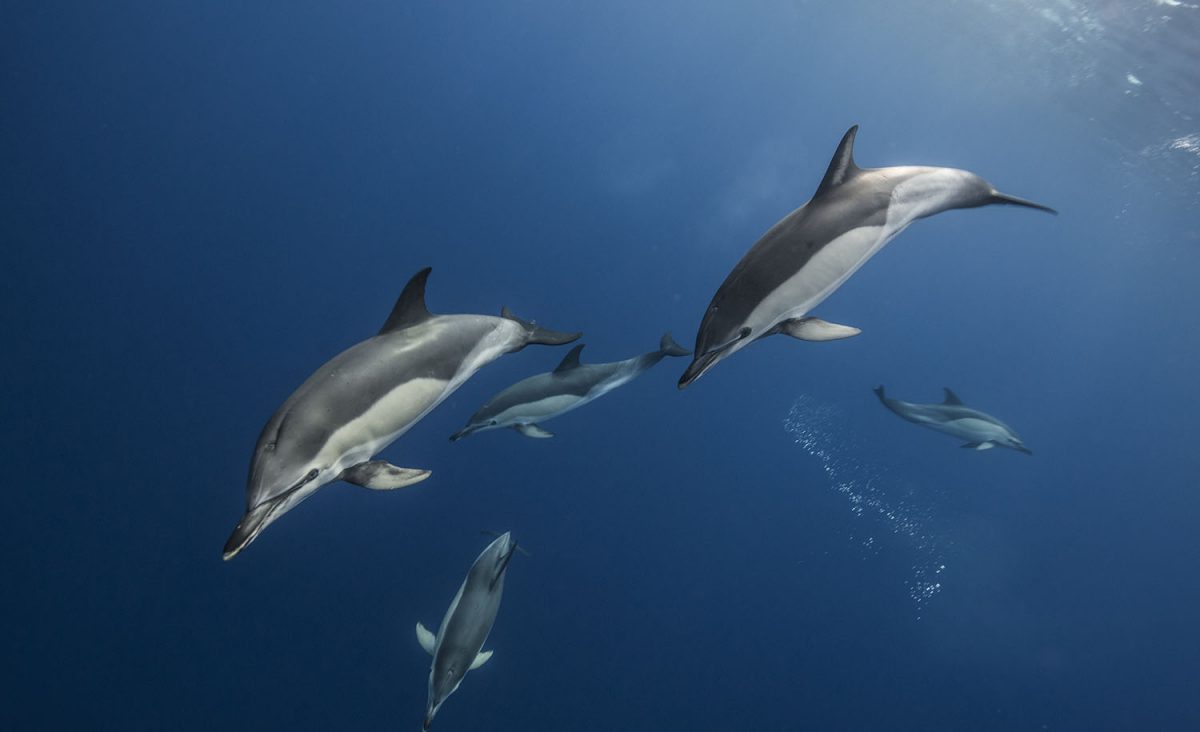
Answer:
top-left (416, 532), bottom-right (520, 730)
top-left (679, 125), bottom-right (1056, 388)
top-left (874, 385), bottom-right (1032, 454)
top-left (222, 270), bottom-right (578, 560)
top-left (450, 332), bottom-right (690, 440)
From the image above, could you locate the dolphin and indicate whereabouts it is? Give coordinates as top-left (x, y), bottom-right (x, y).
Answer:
top-left (450, 332), bottom-right (690, 440)
top-left (678, 125), bottom-right (1056, 388)
top-left (416, 532), bottom-right (519, 730)
top-left (222, 269), bottom-right (579, 560)
top-left (874, 385), bottom-right (1032, 454)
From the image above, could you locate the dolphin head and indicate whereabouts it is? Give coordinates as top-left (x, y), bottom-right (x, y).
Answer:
top-left (223, 432), bottom-right (328, 560)
top-left (449, 417), bottom-right (502, 442)
top-left (1002, 434), bottom-right (1033, 455)
top-left (678, 324), bottom-right (751, 389)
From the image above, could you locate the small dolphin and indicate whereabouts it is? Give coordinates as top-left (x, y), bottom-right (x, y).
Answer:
top-left (679, 125), bottom-right (1056, 388)
top-left (416, 532), bottom-right (519, 730)
top-left (451, 333), bottom-right (690, 440)
top-left (874, 385), bottom-right (1032, 454)
top-left (223, 269), bottom-right (579, 560)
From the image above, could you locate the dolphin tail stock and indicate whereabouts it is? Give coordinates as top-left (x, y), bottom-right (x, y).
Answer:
top-left (501, 306), bottom-right (581, 347)
top-left (480, 530), bottom-right (534, 558)
top-left (989, 190), bottom-right (1058, 215)
top-left (658, 332), bottom-right (691, 357)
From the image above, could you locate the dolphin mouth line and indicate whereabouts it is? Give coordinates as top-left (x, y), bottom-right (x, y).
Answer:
top-left (223, 469), bottom-right (320, 560)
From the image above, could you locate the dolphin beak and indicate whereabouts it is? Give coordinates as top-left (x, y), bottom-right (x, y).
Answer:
top-left (678, 350), bottom-right (720, 390)
top-left (449, 425), bottom-right (478, 442)
top-left (222, 501), bottom-right (274, 561)
top-left (1016, 445), bottom-right (1033, 455)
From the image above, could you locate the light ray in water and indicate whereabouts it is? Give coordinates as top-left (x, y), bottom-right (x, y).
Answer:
top-left (783, 395), bottom-right (950, 616)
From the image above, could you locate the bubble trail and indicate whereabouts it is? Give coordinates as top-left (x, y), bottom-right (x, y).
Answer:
top-left (783, 395), bottom-right (950, 615)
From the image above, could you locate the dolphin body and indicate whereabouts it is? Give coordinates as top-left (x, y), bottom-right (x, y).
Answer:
top-left (222, 269), bottom-right (579, 560)
top-left (416, 532), bottom-right (519, 730)
top-left (874, 385), bottom-right (1032, 454)
top-left (678, 125), bottom-right (1056, 388)
top-left (450, 333), bottom-right (690, 440)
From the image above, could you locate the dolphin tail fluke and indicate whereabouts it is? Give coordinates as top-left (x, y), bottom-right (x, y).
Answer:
top-left (872, 385), bottom-right (886, 403)
top-left (658, 332), bottom-right (691, 357)
top-left (989, 190), bottom-right (1058, 215)
top-left (501, 307), bottom-right (581, 346)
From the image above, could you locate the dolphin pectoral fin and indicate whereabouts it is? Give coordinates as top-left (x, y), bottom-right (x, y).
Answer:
top-left (340, 461), bottom-right (431, 490)
top-left (470, 650), bottom-right (494, 670)
top-left (514, 424), bottom-right (554, 439)
top-left (416, 622), bottom-right (437, 655)
top-left (778, 317), bottom-right (862, 342)
top-left (962, 441), bottom-right (995, 450)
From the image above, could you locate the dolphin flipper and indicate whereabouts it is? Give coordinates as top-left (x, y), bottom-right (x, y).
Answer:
top-left (341, 461), bottom-right (431, 490)
top-left (778, 317), bottom-right (862, 342)
top-left (470, 650), bottom-right (493, 670)
top-left (962, 442), bottom-right (995, 450)
top-left (416, 622), bottom-right (437, 655)
top-left (514, 424), bottom-right (554, 439)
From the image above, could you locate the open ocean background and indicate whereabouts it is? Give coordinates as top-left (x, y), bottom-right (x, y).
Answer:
top-left (5, 1), bottom-right (1199, 729)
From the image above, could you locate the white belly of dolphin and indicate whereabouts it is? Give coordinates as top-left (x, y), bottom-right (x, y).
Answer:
top-left (936, 417), bottom-right (1008, 443)
top-left (746, 224), bottom-right (886, 335)
top-left (317, 321), bottom-right (525, 475)
top-left (499, 393), bottom-right (587, 424)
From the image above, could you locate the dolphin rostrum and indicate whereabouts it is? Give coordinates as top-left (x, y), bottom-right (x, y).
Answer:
top-left (222, 269), bottom-right (579, 560)
top-left (416, 532), bottom-right (519, 730)
top-left (678, 125), bottom-right (1056, 388)
top-left (450, 332), bottom-right (690, 440)
top-left (874, 385), bottom-right (1032, 454)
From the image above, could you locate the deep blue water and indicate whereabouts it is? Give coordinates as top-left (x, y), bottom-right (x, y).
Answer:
top-left (5, 1), bottom-right (1199, 730)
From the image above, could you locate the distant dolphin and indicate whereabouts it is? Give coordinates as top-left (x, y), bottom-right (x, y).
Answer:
top-left (678, 125), bottom-right (1056, 388)
top-left (874, 385), bottom-right (1032, 454)
top-left (416, 532), bottom-right (519, 730)
top-left (451, 333), bottom-right (690, 440)
top-left (222, 269), bottom-right (579, 560)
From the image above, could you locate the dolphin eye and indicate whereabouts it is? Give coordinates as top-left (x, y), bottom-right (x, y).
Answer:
top-left (489, 420), bottom-right (498, 426)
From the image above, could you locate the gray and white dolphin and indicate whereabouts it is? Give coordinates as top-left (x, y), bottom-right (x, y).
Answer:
top-left (222, 269), bottom-right (579, 560)
top-left (874, 385), bottom-right (1032, 454)
top-left (416, 532), bottom-right (519, 730)
top-left (678, 125), bottom-right (1056, 388)
top-left (450, 332), bottom-right (690, 440)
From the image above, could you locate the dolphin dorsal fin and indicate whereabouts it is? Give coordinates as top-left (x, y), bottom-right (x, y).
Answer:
top-left (553, 344), bottom-right (585, 374)
top-left (814, 125), bottom-right (861, 197)
top-left (942, 387), bottom-right (964, 406)
top-left (380, 267), bottom-right (434, 334)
